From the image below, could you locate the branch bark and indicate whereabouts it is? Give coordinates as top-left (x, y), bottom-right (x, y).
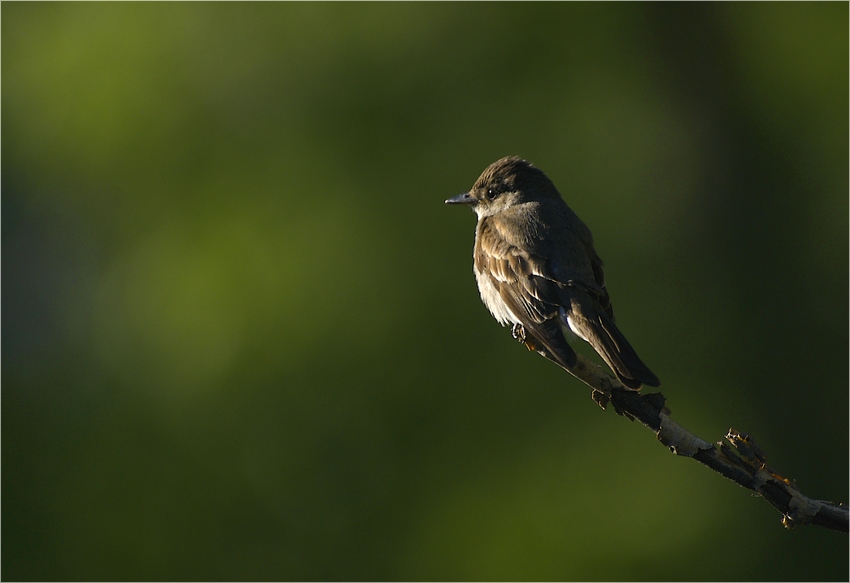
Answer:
top-left (565, 352), bottom-right (848, 533)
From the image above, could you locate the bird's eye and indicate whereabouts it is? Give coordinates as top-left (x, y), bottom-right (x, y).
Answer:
top-left (486, 183), bottom-right (507, 199)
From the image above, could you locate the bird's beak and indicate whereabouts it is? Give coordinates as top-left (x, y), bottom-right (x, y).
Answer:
top-left (445, 192), bottom-right (475, 205)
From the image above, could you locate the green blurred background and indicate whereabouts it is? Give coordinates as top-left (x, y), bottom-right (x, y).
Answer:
top-left (3, 2), bottom-right (847, 581)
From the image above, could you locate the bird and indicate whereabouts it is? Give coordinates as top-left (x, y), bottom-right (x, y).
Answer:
top-left (445, 156), bottom-right (659, 389)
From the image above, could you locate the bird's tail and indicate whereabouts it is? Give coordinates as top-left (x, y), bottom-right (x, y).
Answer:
top-left (591, 310), bottom-right (660, 389)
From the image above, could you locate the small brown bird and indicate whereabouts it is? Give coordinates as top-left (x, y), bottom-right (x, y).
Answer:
top-left (446, 156), bottom-right (659, 389)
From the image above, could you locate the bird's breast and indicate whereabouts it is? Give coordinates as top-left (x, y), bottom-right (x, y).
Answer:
top-left (474, 264), bottom-right (519, 326)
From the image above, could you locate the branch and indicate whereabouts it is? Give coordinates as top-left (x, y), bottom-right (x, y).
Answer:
top-left (566, 352), bottom-right (848, 533)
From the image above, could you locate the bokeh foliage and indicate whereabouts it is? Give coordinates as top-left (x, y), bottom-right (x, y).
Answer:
top-left (3, 2), bottom-right (847, 581)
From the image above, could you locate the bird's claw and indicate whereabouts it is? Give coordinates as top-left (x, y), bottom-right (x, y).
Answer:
top-left (511, 323), bottom-right (525, 342)
top-left (511, 324), bottom-right (540, 351)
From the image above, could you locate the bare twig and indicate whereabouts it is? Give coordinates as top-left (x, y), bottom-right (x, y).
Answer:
top-left (566, 353), bottom-right (848, 533)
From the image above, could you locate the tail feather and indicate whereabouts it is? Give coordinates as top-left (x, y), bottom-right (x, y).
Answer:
top-left (594, 310), bottom-right (660, 388)
top-left (560, 295), bottom-right (660, 389)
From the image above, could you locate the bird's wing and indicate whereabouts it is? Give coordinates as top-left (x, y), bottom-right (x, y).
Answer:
top-left (546, 253), bottom-right (659, 389)
top-left (475, 224), bottom-right (577, 369)
top-left (588, 253), bottom-right (615, 320)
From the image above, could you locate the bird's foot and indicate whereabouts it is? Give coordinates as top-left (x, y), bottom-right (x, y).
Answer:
top-left (511, 323), bottom-right (525, 342)
top-left (591, 388), bottom-right (611, 410)
top-left (511, 323), bottom-right (540, 351)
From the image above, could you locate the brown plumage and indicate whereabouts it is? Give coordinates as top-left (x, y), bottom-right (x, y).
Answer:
top-left (446, 156), bottom-right (660, 389)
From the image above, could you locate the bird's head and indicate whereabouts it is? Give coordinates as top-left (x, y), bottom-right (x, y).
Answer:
top-left (445, 156), bottom-right (561, 218)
